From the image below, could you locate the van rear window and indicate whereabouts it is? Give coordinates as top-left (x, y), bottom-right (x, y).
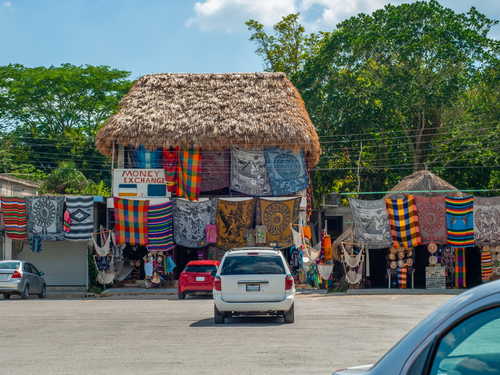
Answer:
top-left (221, 255), bottom-right (285, 275)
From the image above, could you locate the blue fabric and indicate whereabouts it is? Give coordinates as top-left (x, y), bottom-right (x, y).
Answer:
top-left (147, 184), bottom-right (167, 197)
top-left (264, 147), bottom-right (309, 196)
top-left (30, 234), bottom-right (42, 253)
top-left (96, 256), bottom-right (110, 271)
top-left (166, 256), bottom-right (176, 274)
top-left (137, 146), bottom-right (162, 169)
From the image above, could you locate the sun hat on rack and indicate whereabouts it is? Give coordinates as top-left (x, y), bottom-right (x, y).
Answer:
top-left (406, 258), bottom-right (413, 266)
top-left (135, 260), bottom-right (141, 267)
top-left (429, 256), bottom-right (438, 265)
top-left (428, 243), bottom-right (437, 253)
top-left (129, 260), bottom-right (135, 267)
top-left (406, 249), bottom-right (413, 257)
top-left (389, 246), bottom-right (397, 254)
top-left (398, 251), bottom-right (405, 259)
top-left (397, 260), bottom-right (405, 268)
top-left (390, 261), bottom-right (397, 269)
top-left (389, 253), bottom-right (396, 260)
top-left (483, 246), bottom-right (490, 252)
top-left (152, 272), bottom-right (161, 284)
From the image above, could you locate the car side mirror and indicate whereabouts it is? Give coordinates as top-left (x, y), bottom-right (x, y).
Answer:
top-left (211, 271), bottom-right (216, 277)
top-left (39, 272), bottom-right (44, 276)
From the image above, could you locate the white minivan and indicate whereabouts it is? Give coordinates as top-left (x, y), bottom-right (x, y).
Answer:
top-left (213, 248), bottom-right (295, 324)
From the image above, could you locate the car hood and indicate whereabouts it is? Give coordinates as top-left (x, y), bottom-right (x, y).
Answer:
top-left (334, 364), bottom-right (373, 374)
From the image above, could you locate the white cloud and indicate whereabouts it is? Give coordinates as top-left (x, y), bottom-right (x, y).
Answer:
top-left (3, 1), bottom-right (11, 7)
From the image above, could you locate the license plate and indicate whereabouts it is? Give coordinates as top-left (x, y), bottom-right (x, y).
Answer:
top-left (246, 284), bottom-right (260, 292)
top-left (196, 277), bottom-right (205, 281)
top-left (0, 274), bottom-right (8, 281)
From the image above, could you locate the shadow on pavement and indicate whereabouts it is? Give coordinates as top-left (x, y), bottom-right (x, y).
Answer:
top-left (190, 316), bottom-right (286, 327)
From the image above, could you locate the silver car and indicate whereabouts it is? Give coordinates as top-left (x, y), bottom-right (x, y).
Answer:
top-left (0, 261), bottom-right (47, 299)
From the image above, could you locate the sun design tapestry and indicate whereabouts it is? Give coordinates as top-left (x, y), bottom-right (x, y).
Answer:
top-left (386, 195), bottom-right (421, 249)
top-left (65, 196), bottom-right (94, 241)
top-left (473, 196), bottom-right (500, 246)
top-left (147, 201), bottom-right (174, 251)
top-left (255, 198), bottom-right (300, 248)
top-left (25, 196), bottom-right (65, 241)
top-left (1, 197), bottom-right (27, 240)
top-left (413, 195), bottom-right (447, 245)
top-left (216, 198), bottom-right (256, 250)
top-left (263, 147), bottom-right (309, 196)
top-left (172, 198), bottom-right (218, 248)
top-left (114, 198), bottom-right (149, 246)
top-left (348, 197), bottom-right (393, 249)
top-left (446, 195), bottom-right (474, 248)
top-left (230, 146), bottom-right (272, 196)
top-left (200, 149), bottom-right (230, 192)
top-left (176, 148), bottom-right (202, 201)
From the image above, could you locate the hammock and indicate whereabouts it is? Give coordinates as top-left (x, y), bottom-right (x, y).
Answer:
top-left (346, 263), bottom-right (363, 284)
top-left (291, 224), bottom-right (302, 248)
top-left (317, 264), bottom-right (333, 280)
top-left (92, 232), bottom-right (111, 257)
top-left (93, 255), bottom-right (115, 285)
top-left (304, 242), bottom-right (321, 261)
top-left (342, 244), bottom-right (364, 268)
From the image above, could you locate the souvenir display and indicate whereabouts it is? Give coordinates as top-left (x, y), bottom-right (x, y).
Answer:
top-left (25, 196), bottom-right (65, 241)
top-left (216, 198), bottom-right (255, 250)
top-left (172, 198), bottom-right (218, 248)
top-left (147, 201), bottom-right (174, 251)
top-left (386, 195), bottom-right (421, 249)
top-left (474, 196), bottom-right (500, 246)
top-left (446, 196), bottom-right (474, 248)
top-left (114, 198), bottom-right (149, 246)
top-left (176, 147), bottom-right (202, 201)
top-left (428, 243), bottom-right (437, 253)
top-left (255, 197), bottom-right (300, 248)
top-left (1, 196), bottom-right (27, 240)
top-left (65, 196), bottom-right (94, 240)
top-left (200, 150), bottom-right (230, 192)
top-left (264, 147), bottom-right (309, 196)
top-left (230, 146), bottom-right (272, 196)
top-left (414, 196), bottom-right (447, 244)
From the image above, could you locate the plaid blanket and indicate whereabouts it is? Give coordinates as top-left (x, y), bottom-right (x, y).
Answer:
top-left (446, 196), bottom-right (474, 248)
top-left (386, 195), bottom-right (421, 249)
top-left (1, 197), bottom-right (27, 240)
top-left (114, 198), bottom-right (149, 245)
top-left (163, 148), bottom-right (178, 193)
top-left (398, 266), bottom-right (407, 289)
top-left (481, 249), bottom-right (493, 282)
top-left (177, 148), bottom-right (202, 201)
top-left (147, 202), bottom-right (174, 251)
top-left (455, 247), bottom-right (466, 288)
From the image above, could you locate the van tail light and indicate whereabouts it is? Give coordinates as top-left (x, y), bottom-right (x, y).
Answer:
top-left (285, 275), bottom-right (294, 290)
top-left (214, 276), bottom-right (221, 291)
top-left (12, 270), bottom-right (21, 279)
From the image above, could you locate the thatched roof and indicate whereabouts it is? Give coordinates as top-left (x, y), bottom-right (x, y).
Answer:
top-left (95, 73), bottom-right (321, 166)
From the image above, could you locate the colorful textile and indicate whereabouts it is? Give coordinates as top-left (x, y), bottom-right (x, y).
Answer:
top-left (162, 148), bottom-right (177, 193)
top-left (446, 196), bottom-right (474, 248)
top-left (1, 197), bottom-right (27, 240)
top-left (113, 198), bottom-right (149, 245)
top-left (481, 249), bottom-right (493, 282)
top-left (455, 248), bottom-right (466, 288)
top-left (398, 266), bottom-right (407, 289)
top-left (206, 224), bottom-right (217, 243)
top-left (264, 147), bottom-right (308, 196)
top-left (303, 226), bottom-right (311, 239)
top-left (65, 196), bottom-right (94, 241)
top-left (25, 196), bottom-right (65, 241)
top-left (63, 210), bottom-right (71, 233)
top-left (172, 198), bottom-right (218, 248)
top-left (137, 145), bottom-right (162, 169)
top-left (386, 195), bottom-right (421, 249)
top-left (230, 146), bottom-right (272, 196)
top-left (323, 235), bottom-right (332, 261)
top-left (306, 159), bottom-right (312, 221)
top-left (147, 201), bottom-right (174, 251)
top-left (414, 195), bottom-right (447, 245)
top-left (200, 150), bottom-right (230, 192)
top-left (176, 148), bottom-right (202, 201)
top-left (348, 197), bottom-right (393, 249)
top-left (473, 196), bottom-right (500, 246)
top-left (216, 198), bottom-right (256, 250)
top-left (255, 198), bottom-right (301, 248)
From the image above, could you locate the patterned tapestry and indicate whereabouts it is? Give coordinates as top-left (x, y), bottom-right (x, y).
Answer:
top-left (147, 201), bottom-right (174, 251)
top-left (114, 198), bottom-right (149, 245)
top-left (1, 197), bottom-right (27, 240)
top-left (230, 146), bottom-right (272, 196)
top-left (200, 149), bottom-right (230, 192)
top-left (446, 195), bottom-right (474, 248)
top-left (255, 198), bottom-right (300, 248)
top-left (65, 196), bottom-right (94, 241)
top-left (216, 198), bottom-right (256, 250)
top-left (385, 195), bottom-right (421, 249)
top-left (473, 196), bottom-right (500, 246)
top-left (177, 148), bottom-right (202, 201)
top-left (264, 147), bottom-right (309, 196)
top-left (172, 198), bottom-right (218, 248)
top-left (481, 248), bottom-right (493, 282)
top-left (162, 148), bottom-right (177, 193)
top-left (414, 195), bottom-right (447, 245)
top-left (348, 197), bottom-right (393, 249)
top-left (25, 196), bottom-right (65, 241)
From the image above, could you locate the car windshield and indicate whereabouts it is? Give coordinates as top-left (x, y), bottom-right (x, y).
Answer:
top-left (0, 262), bottom-right (21, 270)
top-left (220, 255), bottom-right (285, 275)
top-left (185, 265), bottom-right (217, 273)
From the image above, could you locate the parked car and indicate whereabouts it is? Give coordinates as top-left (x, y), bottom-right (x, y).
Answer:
top-left (213, 248), bottom-right (295, 324)
top-left (0, 260), bottom-right (47, 299)
top-left (178, 260), bottom-right (220, 299)
top-left (333, 279), bottom-right (500, 374)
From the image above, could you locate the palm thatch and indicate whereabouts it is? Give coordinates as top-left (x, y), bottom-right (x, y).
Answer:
top-left (95, 73), bottom-right (321, 166)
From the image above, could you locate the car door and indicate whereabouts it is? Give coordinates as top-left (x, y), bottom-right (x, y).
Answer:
top-left (28, 263), bottom-right (43, 293)
top-left (24, 263), bottom-right (40, 293)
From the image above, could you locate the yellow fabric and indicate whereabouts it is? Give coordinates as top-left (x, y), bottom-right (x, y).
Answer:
top-left (303, 226), bottom-right (311, 239)
top-left (323, 235), bottom-right (332, 261)
top-left (255, 198), bottom-right (300, 248)
top-left (216, 199), bottom-right (255, 250)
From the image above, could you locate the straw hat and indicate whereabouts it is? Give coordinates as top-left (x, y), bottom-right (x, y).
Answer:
top-left (428, 243), bottom-right (437, 253)
top-left (398, 251), bottom-right (405, 259)
top-left (389, 253), bottom-right (396, 260)
top-left (483, 246), bottom-right (490, 252)
top-left (491, 253), bottom-right (496, 262)
top-left (390, 261), bottom-right (397, 269)
top-left (156, 254), bottom-right (164, 263)
top-left (135, 260), bottom-right (141, 267)
top-left (429, 256), bottom-right (438, 265)
top-left (152, 272), bottom-right (161, 284)
top-left (397, 260), bottom-right (405, 268)
top-left (129, 260), bottom-right (135, 267)
top-left (406, 258), bottom-right (413, 266)
top-left (406, 249), bottom-right (413, 257)
top-left (495, 246), bottom-right (500, 253)
top-left (494, 266), bottom-right (500, 276)
top-left (389, 246), bottom-right (397, 254)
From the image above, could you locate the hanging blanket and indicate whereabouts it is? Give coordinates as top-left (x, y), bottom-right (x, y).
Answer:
top-left (481, 249), bottom-right (493, 282)
top-left (172, 198), bottom-right (218, 248)
top-left (255, 198), bottom-right (300, 248)
top-left (414, 195), bottom-right (447, 245)
top-left (1, 197), bottom-right (27, 240)
top-left (397, 266), bottom-right (407, 289)
top-left (348, 197), bottom-right (393, 249)
top-left (200, 149), bottom-right (230, 192)
top-left (163, 148), bottom-right (178, 193)
top-left (176, 148), bottom-right (202, 201)
top-left (386, 195), bottom-right (421, 249)
top-left (65, 196), bottom-right (94, 241)
top-left (137, 145), bottom-right (161, 169)
top-left (216, 198), bottom-right (256, 250)
top-left (114, 198), bottom-right (149, 245)
top-left (446, 196), bottom-right (474, 248)
top-left (147, 201), bottom-right (174, 251)
top-left (230, 146), bottom-right (272, 196)
top-left (264, 147), bottom-right (309, 196)
top-left (25, 196), bottom-right (64, 241)
top-left (473, 196), bottom-right (500, 246)
top-left (455, 247), bottom-right (466, 288)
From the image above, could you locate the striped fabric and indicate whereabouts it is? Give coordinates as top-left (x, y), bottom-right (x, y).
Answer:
top-left (176, 148), bottom-right (202, 201)
top-left (386, 195), bottom-right (421, 249)
top-left (147, 201), bottom-right (174, 251)
top-left (65, 196), bottom-right (94, 241)
top-left (114, 198), bottom-right (149, 245)
top-left (481, 249), bottom-right (493, 282)
top-left (163, 148), bottom-right (177, 193)
top-left (1, 197), bottom-right (27, 240)
top-left (398, 266), bottom-right (407, 289)
top-left (137, 145), bottom-right (162, 169)
top-left (446, 196), bottom-right (474, 247)
top-left (455, 248), bottom-right (466, 288)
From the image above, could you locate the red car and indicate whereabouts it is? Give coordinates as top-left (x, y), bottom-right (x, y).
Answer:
top-left (178, 260), bottom-right (220, 299)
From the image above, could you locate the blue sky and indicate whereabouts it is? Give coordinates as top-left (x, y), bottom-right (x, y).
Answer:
top-left (1, 0), bottom-right (499, 80)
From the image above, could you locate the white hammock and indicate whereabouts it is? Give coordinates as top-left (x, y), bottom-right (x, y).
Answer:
top-left (291, 224), bottom-right (303, 248)
top-left (346, 266), bottom-right (363, 284)
top-left (318, 264), bottom-right (333, 280)
top-left (342, 244), bottom-right (364, 268)
top-left (93, 255), bottom-right (115, 285)
top-left (92, 232), bottom-right (111, 257)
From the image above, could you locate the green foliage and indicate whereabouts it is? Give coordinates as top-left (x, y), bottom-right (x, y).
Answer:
top-left (87, 250), bottom-right (101, 291)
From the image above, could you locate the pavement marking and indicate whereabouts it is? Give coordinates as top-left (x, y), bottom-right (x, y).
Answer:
top-left (65, 314), bottom-right (71, 317)
top-left (85, 300), bottom-right (93, 303)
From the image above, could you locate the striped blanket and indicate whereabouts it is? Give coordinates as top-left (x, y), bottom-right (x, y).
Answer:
top-left (386, 195), bottom-right (421, 249)
top-left (398, 266), bottom-right (407, 289)
top-left (1, 197), bottom-right (27, 240)
top-left (147, 202), bottom-right (174, 251)
top-left (65, 196), bottom-right (94, 241)
top-left (455, 248), bottom-right (466, 288)
top-left (114, 198), bottom-right (149, 245)
top-left (177, 148), bottom-right (202, 201)
top-left (481, 249), bottom-right (493, 282)
top-left (446, 196), bottom-right (474, 247)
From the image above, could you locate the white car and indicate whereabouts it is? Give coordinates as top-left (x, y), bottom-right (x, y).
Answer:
top-left (213, 248), bottom-right (295, 324)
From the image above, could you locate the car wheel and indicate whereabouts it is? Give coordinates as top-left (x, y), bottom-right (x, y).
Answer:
top-left (284, 303), bottom-right (294, 323)
top-left (3, 294), bottom-right (11, 300)
top-left (20, 285), bottom-right (29, 300)
top-left (178, 292), bottom-right (185, 300)
top-left (38, 285), bottom-right (46, 299)
top-left (214, 305), bottom-right (225, 324)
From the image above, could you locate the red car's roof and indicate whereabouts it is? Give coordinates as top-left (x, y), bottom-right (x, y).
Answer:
top-left (186, 260), bottom-right (220, 266)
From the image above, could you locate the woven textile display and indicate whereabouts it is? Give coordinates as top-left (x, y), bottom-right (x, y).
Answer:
top-left (348, 197), bottom-right (393, 249)
top-left (1, 197), bottom-right (27, 240)
top-left (385, 195), bottom-right (421, 249)
top-left (162, 148), bottom-right (177, 193)
top-left (176, 148), bottom-right (202, 201)
top-left (414, 195), bottom-right (447, 245)
top-left (200, 150), bottom-right (230, 192)
top-left (114, 198), bottom-right (149, 245)
top-left (230, 146), bottom-right (272, 196)
top-left (255, 198), bottom-right (300, 248)
top-left (137, 145), bottom-right (162, 169)
top-left (25, 196), bottom-right (64, 241)
top-left (473, 196), bottom-right (500, 246)
top-left (216, 198), bottom-right (256, 250)
top-left (65, 196), bottom-right (94, 241)
top-left (398, 266), bottom-right (407, 289)
top-left (263, 147), bottom-right (308, 196)
top-left (455, 247), bottom-right (466, 288)
top-left (481, 249), bottom-right (493, 282)
top-left (147, 201), bottom-right (174, 251)
top-left (446, 196), bottom-right (474, 248)
top-left (172, 198), bottom-right (218, 248)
